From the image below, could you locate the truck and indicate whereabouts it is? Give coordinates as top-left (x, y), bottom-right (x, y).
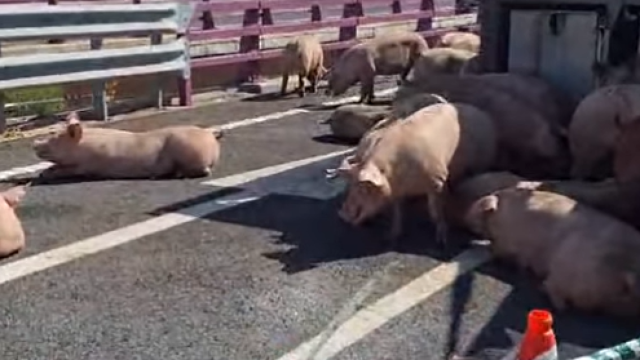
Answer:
top-left (478, 0), bottom-right (639, 101)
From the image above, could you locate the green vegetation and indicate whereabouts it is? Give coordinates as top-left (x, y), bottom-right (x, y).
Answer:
top-left (2, 85), bottom-right (66, 118)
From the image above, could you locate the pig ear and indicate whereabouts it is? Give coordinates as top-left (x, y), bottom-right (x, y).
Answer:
top-left (356, 163), bottom-right (385, 188)
top-left (479, 195), bottom-right (499, 213)
top-left (66, 116), bottom-right (83, 141)
top-left (2, 185), bottom-right (26, 208)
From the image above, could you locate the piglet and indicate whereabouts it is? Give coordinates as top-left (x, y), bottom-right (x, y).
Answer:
top-left (464, 187), bottom-right (640, 317)
top-left (0, 185), bottom-right (27, 260)
top-left (336, 102), bottom-right (497, 245)
top-left (33, 112), bottom-right (223, 180)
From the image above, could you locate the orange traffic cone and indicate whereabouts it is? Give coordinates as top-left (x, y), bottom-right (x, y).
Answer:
top-left (517, 310), bottom-right (558, 360)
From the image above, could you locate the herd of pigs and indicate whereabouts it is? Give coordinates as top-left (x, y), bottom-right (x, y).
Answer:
top-left (0, 29), bottom-right (638, 321)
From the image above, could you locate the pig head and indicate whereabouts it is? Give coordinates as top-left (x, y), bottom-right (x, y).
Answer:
top-left (338, 161), bottom-right (393, 226)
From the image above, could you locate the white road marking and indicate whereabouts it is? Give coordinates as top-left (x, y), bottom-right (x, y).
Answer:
top-left (0, 149), bottom-right (352, 285)
top-left (0, 87), bottom-right (397, 181)
top-left (276, 246), bottom-right (493, 360)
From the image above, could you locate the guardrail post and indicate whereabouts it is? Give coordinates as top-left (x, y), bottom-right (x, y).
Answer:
top-left (200, 0), bottom-right (215, 30)
top-left (238, 7), bottom-right (261, 85)
top-left (0, 43), bottom-right (5, 134)
top-left (90, 38), bottom-right (109, 121)
top-left (418, 0), bottom-right (436, 43)
top-left (178, 32), bottom-right (192, 107)
top-left (340, 2), bottom-right (363, 43)
top-left (46, 0), bottom-right (65, 44)
top-left (150, 31), bottom-right (165, 110)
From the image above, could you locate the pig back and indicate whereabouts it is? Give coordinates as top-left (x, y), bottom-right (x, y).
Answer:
top-left (569, 84), bottom-right (640, 180)
top-left (398, 77), bottom-right (564, 163)
top-left (411, 48), bottom-right (477, 82)
top-left (368, 32), bottom-right (428, 75)
top-left (614, 119), bottom-right (640, 183)
top-left (483, 189), bottom-right (581, 276)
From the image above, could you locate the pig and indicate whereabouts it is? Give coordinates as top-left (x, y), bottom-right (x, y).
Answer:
top-left (464, 187), bottom-right (640, 317)
top-left (613, 117), bottom-right (640, 183)
top-left (435, 31), bottom-right (480, 53)
top-left (321, 104), bottom-right (391, 141)
top-left (472, 73), bottom-right (577, 130)
top-left (459, 55), bottom-right (482, 75)
top-left (365, 92), bottom-right (449, 133)
top-left (568, 84), bottom-right (640, 180)
top-left (447, 171), bottom-right (640, 230)
top-left (409, 47), bottom-right (477, 82)
top-left (280, 35), bottom-right (327, 97)
top-left (396, 77), bottom-right (569, 178)
top-left (0, 185), bottom-right (27, 260)
top-left (32, 112), bottom-right (223, 180)
top-left (336, 102), bottom-right (497, 244)
top-left (325, 32), bottom-right (429, 104)
top-left (595, 57), bottom-right (640, 87)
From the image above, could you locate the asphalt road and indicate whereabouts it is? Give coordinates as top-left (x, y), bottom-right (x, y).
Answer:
top-left (0, 79), bottom-right (638, 360)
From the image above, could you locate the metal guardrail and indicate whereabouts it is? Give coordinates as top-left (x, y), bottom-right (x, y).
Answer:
top-left (0, 2), bottom-right (194, 125)
top-left (0, 0), bottom-right (478, 127)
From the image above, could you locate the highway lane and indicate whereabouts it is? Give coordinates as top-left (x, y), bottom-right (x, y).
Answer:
top-left (0, 80), bottom-right (638, 360)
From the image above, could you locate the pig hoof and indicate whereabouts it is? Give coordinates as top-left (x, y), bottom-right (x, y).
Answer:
top-left (298, 91), bottom-right (305, 98)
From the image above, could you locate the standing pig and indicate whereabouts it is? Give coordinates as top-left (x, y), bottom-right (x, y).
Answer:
top-left (568, 84), bottom-right (640, 180)
top-left (280, 35), bottom-right (326, 97)
top-left (435, 31), bottom-right (480, 53)
top-left (325, 32), bottom-right (429, 104)
top-left (464, 188), bottom-right (640, 317)
top-left (0, 185), bottom-right (27, 260)
top-left (396, 78), bottom-right (569, 178)
top-left (33, 112), bottom-right (223, 180)
top-left (409, 47), bottom-right (478, 82)
top-left (336, 102), bottom-right (497, 244)
top-left (321, 104), bottom-right (390, 141)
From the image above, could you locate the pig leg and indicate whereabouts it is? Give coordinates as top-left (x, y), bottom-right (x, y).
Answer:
top-left (308, 70), bottom-right (319, 94)
top-left (297, 73), bottom-right (306, 98)
top-left (427, 192), bottom-right (448, 246)
top-left (280, 73), bottom-right (289, 96)
top-left (387, 202), bottom-right (403, 243)
top-left (359, 78), bottom-right (375, 104)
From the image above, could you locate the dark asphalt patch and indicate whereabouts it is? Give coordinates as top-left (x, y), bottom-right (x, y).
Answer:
top-left (0, 193), bottom-right (443, 360)
top-left (3, 110), bottom-right (349, 261)
top-left (336, 260), bottom-right (640, 360)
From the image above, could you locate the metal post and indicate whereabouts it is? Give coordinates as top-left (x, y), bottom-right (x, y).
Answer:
top-left (0, 42), bottom-right (5, 134)
top-left (90, 38), bottom-right (108, 121)
top-left (150, 32), bottom-right (164, 109)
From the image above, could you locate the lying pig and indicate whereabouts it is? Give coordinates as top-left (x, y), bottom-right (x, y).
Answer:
top-left (447, 171), bottom-right (640, 230)
top-left (410, 47), bottom-right (477, 82)
top-left (464, 188), bottom-right (640, 317)
top-left (435, 31), bottom-right (480, 53)
top-left (396, 78), bottom-right (569, 178)
top-left (280, 35), bottom-right (326, 97)
top-left (568, 84), bottom-right (640, 180)
top-left (0, 185), bottom-right (27, 260)
top-left (325, 32), bottom-right (429, 104)
top-left (33, 112), bottom-right (223, 180)
top-left (321, 104), bottom-right (390, 141)
top-left (614, 118), bottom-right (640, 183)
top-left (336, 102), bottom-right (497, 244)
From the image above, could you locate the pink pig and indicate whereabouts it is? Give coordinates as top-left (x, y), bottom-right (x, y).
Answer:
top-left (336, 102), bottom-right (497, 244)
top-left (32, 112), bottom-right (222, 180)
top-left (464, 187), bottom-right (640, 317)
top-left (0, 185), bottom-right (27, 260)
